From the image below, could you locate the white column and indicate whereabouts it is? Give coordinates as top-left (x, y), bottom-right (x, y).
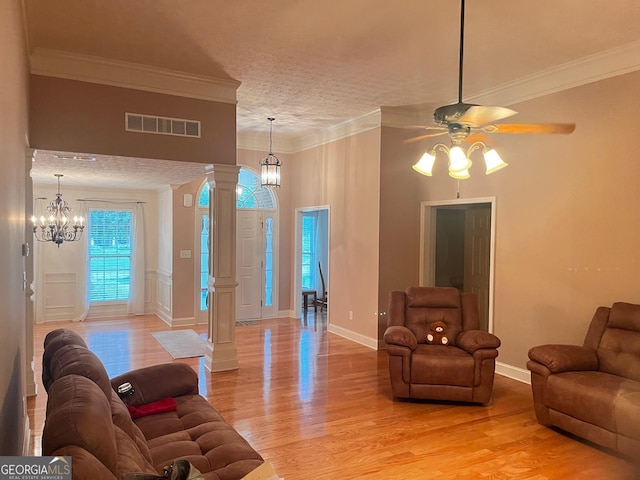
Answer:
top-left (25, 148), bottom-right (37, 396)
top-left (204, 164), bottom-right (240, 372)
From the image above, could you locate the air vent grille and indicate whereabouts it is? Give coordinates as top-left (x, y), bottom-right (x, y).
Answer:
top-left (126, 113), bottom-right (201, 138)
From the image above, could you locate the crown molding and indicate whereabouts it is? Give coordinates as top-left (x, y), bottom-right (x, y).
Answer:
top-left (292, 110), bottom-right (381, 153)
top-left (466, 40), bottom-right (640, 107)
top-left (237, 110), bottom-right (382, 154)
top-left (236, 131), bottom-right (297, 155)
top-left (30, 48), bottom-right (240, 104)
top-left (382, 40), bottom-right (640, 129)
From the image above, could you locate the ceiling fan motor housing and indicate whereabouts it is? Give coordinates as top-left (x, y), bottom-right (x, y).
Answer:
top-left (433, 102), bottom-right (476, 126)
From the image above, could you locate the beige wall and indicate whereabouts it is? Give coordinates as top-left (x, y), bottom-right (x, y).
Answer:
top-left (29, 75), bottom-right (236, 164)
top-left (172, 178), bottom-right (203, 321)
top-left (378, 126), bottom-right (424, 337)
top-left (0, 0), bottom-right (29, 454)
top-left (290, 129), bottom-right (381, 341)
top-left (412, 70), bottom-right (640, 369)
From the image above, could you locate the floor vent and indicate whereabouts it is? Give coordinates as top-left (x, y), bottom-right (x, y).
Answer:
top-left (126, 113), bottom-right (201, 138)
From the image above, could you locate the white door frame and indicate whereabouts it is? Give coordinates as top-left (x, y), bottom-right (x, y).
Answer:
top-left (419, 196), bottom-right (497, 333)
top-left (293, 205), bottom-right (330, 318)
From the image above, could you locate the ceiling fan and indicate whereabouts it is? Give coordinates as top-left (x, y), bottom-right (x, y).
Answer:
top-left (408, 0), bottom-right (575, 178)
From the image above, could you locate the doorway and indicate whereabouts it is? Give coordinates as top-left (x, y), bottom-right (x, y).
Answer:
top-left (294, 206), bottom-right (330, 318)
top-left (195, 169), bottom-right (278, 323)
top-left (420, 197), bottom-right (495, 332)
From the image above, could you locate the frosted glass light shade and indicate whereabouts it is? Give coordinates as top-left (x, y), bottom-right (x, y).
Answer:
top-left (448, 145), bottom-right (472, 173)
top-left (449, 168), bottom-right (470, 179)
top-left (412, 151), bottom-right (436, 176)
top-left (483, 148), bottom-right (508, 174)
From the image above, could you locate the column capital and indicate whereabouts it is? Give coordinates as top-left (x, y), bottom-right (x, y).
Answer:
top-left (205, 164), bottom-right (240, 187)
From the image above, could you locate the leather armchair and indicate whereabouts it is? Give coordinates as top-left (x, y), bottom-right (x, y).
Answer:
top-left (384, 286), bottom-right (501, 404)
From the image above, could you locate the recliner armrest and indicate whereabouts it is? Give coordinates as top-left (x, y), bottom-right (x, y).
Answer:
top-left (110, 363), bottom-right (198, 405)
top-left (456, 330), bottom-right (500, 353)
top-left (527, 344), bottom-right (598, 373)
top-left (383, 326), bottom-right (417, 351)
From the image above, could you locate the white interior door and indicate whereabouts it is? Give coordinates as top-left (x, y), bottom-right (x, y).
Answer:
top-left (236, 210), bottom-right (263, 320)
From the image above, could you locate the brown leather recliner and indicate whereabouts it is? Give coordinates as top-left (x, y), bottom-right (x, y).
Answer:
top-left (527, 302), bottom-right (640, 457)
top-left (383, 287), bottom-right (501, 404)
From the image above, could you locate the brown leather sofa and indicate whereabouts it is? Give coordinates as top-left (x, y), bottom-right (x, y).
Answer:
top-left (41, 328), bottom-right (265, 480)
top-left (383, 287), bottom-right (501, 404)
top-left (527, 302), bottom-right (640, 457)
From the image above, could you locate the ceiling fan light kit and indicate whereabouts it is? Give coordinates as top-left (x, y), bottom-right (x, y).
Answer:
top-left (409, 0), bottom-right (574, 180)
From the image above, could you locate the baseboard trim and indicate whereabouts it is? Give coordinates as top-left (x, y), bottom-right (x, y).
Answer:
top-left (496, 361), bottom-right (531, 384)
top-left (171, 316), bottom-right (196, 327)
top-left (327, 324), bottom-right (378, 350)
top-left (23, 414), bottom-right (31, 456)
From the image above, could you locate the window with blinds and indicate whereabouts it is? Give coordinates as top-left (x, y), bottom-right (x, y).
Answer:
top-left (88, 209), bottom-right (133, 302)
top-left (301, 215), bottom-right (315, 290)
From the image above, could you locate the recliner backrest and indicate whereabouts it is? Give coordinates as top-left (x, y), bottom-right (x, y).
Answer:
top-left (596, 302), bottom-right (640, 382)
top-left (404, 287), bottom-right (464, 345)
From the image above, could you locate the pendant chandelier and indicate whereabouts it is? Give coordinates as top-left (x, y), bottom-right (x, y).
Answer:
top-left (260, 117), bottom-right (281, 188)
top-left (32, 174), bottom-right (84, 247)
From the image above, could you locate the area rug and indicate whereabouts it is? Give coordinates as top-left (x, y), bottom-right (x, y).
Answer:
top-left (151, 329), bottom-right (208, 359)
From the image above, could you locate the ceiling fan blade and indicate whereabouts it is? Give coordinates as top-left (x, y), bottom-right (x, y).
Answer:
top-left (483, 123), bottom-right (576, 134)
top-left (464, 132), bottom-right (490, 144)
top-left (398, 125), bottom-right (448, 131)
top-left (404, 131), bottom-right (449, 144)
top-left (457, 105), bottom-right (517, 125)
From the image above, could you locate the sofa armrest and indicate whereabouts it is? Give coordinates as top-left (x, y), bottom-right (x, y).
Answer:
top-left (110, 363), bottom-right (198, 405)
top-left (383, 326), bottom-right (417, 351)
top-left (456, 330), bottom-right (501, 354)
top-left (527, 344), bottom-right (599, 373)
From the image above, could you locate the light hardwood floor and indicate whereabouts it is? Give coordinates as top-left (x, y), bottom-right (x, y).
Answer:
top-left (28, 314), bottom-right (640, 479)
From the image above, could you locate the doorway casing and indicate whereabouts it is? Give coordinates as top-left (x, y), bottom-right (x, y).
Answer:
top-left (419, 196), bottom-right (496, 333)
top-left (293, 206), bottom-right (330, 319)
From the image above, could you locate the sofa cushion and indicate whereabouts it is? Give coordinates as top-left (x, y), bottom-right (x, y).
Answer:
top-left (609, 302), bottom-right (640, 331)
top-left (42, 329), bottom-right (88, 392)
top-left (615, 392), bottom-right (640, 442)
top-left (43, 375), bottom-right (119, 476)
top-left (410, 345), bottom-right (474, 386)
top-left (405, 288), bottom-right (463, 346)
top-left (598, 302), bottom-right (640, 382)
top-left (133, 394), bottom-right (263, 477)
top-left (110, 390), bottom-right (156, 471)
top-left (545, 371), bottom-right (640, 432)
top-left (47, 344), bottom-right (114, 399)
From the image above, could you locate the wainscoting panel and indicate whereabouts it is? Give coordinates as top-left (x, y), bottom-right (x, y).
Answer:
top-left (155, 270), bottom-right (173, 325)
top-left (43, 272), bottom-right (76, 321)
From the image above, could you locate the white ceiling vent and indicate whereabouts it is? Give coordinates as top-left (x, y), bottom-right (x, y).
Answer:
top-left (126, 113), bottom-right (201, 138)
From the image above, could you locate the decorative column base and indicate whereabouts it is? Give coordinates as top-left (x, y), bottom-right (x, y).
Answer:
top-left (204, 279), bottom-right (239, 372)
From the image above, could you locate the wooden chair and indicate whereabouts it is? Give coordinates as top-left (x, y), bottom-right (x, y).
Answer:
top-left (315, 262), bottom-right (328, 311)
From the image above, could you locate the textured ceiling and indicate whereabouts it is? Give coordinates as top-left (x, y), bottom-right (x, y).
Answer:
top-left (23, 0), bottom-right (640, 188)
top-left (32, 151), bottom-right (211, 190)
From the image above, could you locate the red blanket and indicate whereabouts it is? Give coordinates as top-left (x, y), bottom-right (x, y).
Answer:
top-left (128, 397), bottom-right (177, 419)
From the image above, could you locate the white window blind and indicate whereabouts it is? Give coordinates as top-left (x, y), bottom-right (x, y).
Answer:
top-left (88, 209), bottom-right (133, 302)
top-left (301, 215), bottom-right (315, 289)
